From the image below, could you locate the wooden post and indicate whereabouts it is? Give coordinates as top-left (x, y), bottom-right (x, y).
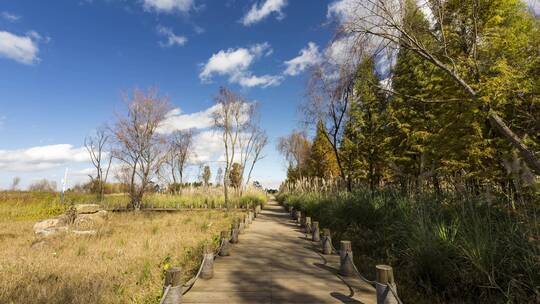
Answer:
top-left (239, 221), bottom-right (245, 234)
top-left (300, 212), bottom-right (306, 227)
top-left (200, 245), bottom-right (214, 279)
top-left (255, 205), bottom-right (261, 215)
top-left (376, 265), bottom-right (398, 304)
top-left (295, 211), bottom-right (302, 224)
top-left (163, 267), bottom-right (182, 304)
top-left (322, 228), bottom-right (332, 255)
top-left (305, 217), bottom-right (312, 234)
top-left (290, 207), bottom-right (295, 219)
top-left (339, 240), bottom-right (354, 276)
top-left (311, 221), bottom-right (320, 242)
top-left (219, 231), bottom-right (230, 256)
top-left (230, 225), bottom-right (239, 244)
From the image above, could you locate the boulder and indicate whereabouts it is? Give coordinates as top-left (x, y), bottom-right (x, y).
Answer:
top-left (35, 226), bottom-right (68, 237)
top-left (75, 204), bottom-right (102, 214)
top-left (71, 230), bottom-right (97, 236)
top-left (73, 210), bottom-right (108, 229)
top-left (33, 218), bottom-right (63, 232)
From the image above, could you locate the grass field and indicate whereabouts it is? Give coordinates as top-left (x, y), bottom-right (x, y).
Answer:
top-left (0, 188), bottom-right (266, 222)
top-left (0, 190), bottom-right (254, 303)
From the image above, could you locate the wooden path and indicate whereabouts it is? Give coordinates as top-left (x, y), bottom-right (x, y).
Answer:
top-left (182, 201), bottom-right (377, 304)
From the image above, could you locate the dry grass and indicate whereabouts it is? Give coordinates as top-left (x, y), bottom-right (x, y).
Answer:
top-left (0, 210), bottom-right (241, 304)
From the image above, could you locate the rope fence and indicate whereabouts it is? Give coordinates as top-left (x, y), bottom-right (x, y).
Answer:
top-left (159, 206), bottom-right (259, 304)
top-left (289, 204), bottom-right (405, 304)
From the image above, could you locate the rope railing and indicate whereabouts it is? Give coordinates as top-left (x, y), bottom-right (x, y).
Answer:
top-left (158, 206), bottom-right (258, 304)
top-left (291, 204), bottom-right (405, 304)
top-left (159, 285), bottom-right (171, 304)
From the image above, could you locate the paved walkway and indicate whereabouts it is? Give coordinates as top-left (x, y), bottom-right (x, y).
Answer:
top-left (183, 201), bottom-right (376, 304)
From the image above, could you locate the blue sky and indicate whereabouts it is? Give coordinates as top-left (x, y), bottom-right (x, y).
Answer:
top-left (0, 0), bottom-right (339, 189)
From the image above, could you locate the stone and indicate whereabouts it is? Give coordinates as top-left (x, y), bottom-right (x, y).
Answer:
top-left (73, 210), bottom-right (107, 229)
top-left (33, 218), bottom-right (62, 232)
top-left (71, 230), bottom-right (97, 236)
top-left (35, 226), bottom-right (68, 237)
top-left (75, 204), bottom-right (102, 214)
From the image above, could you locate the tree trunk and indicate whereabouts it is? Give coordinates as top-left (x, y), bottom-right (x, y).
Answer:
top-left (488, 111), bottom-right (540, 176)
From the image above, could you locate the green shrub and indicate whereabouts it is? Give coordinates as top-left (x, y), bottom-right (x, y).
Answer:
top-left (278, 189), bottom-right (540, 303)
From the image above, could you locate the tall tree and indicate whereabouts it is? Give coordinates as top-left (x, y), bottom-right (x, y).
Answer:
top-left (84, 126), bottom-right (113, 201)
top-left (112, 88), bottom-right (171, 210)
top-left (341, 58), bottom-right (389, 192)
top-left (213, 87), bottom-right (251, 207)
top-left (307, 121), bottom-right (340, 179)
top-left (277, 131), bottom-right (311, 181)
top-left (335, 0), bottom-right (540, 176)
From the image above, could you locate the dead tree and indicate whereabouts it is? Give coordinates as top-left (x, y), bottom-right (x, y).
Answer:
top-left (112, 88), bottom-right (171, 210)
top-left (84, 126), bottom-right (112, 201)
top-left (212, 87), bottom-right (251, 207)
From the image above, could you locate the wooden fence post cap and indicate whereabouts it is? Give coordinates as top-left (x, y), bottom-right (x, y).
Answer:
top-left (165, 267), bottom-right (182, 287)
top-left (203, 244), bottom-right (213, 254)
top-left (376, 264), bottom-right (394, 284)
top-left (340, 240), bottom-right (352, 251)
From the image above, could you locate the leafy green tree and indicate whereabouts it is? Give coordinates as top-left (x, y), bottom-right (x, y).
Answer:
top-left (229, 163), bottom-right (243, 189)
top-left (340, 58), bottom-right (389, 191)
top-left (307, 121), bottom-right (340, 179)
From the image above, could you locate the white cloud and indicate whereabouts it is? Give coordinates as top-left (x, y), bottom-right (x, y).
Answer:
top-left (157, 104), bottom-right (220, 134)
top-left (241, 0), bottom-right (287, 26)
top-left (199, 42), bottom-right (282, 88)
top-left (192, 130), bottom-right (225, 163)
top-left (142, 0), bottom-right (194, 13)
top-left (236, 74), bottom-right (282, 88)
top-left (327, 0), bottom-right (358, 23)
top-left (0, 31), bottom-right (41, 65)
top-left (1, 11), bottom-right (21, 22)
top-left (283, 42), bottom-right (322, 76)
top-left (157, 25), bottom-right (187, 47)
top-left (0, 144), bottom-right (89, 172)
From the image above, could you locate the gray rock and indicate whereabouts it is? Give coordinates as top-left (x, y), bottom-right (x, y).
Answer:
top-left (73, 210), bottom-right (107, 229)
top-left (71, 230), bottom-right (97, 236)
top-left (35, 226), bottom-right (68, 237)
top-left (33, 218), bottom-right (62, 232)
top-left (75, 204), bottom-right (102, 214)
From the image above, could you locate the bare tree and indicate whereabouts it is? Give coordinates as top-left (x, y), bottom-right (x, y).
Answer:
top-left (28, 179), bottom-right (57, 192)
top-left (161, 129), bottom-right (195, 190)
top-left (112, 88), bottom-right (171, 210)
top-left (305, 64), bottom-right (355, 190)
top-left (330, 0), bottom-right (540, 175)
top-left (243, 128), bottom-right (268, 188)
top-left (238, 105), bottom-right (268, 190)
top-left (85, 126), bottom-right (112, 201)
top-left (171, 130), bottom-right (194, 185)
top-left (10, 177), bottom-right (20, 191)
top-left (212, 87), bottom-right (251, 207)
top-left (277, 131), bottom-right (311, 170)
